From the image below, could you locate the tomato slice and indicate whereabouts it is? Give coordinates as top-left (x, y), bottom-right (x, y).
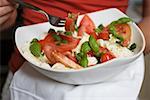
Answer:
top-left (65, 13), bottom-right (78, 32)
top-left (100, 53), bottom-right (115, 63)
top-left (38, 34), bottom-right (55, 50)
top-left (115, 24), bottom-right (131, 47)
top-left (98, 32), bottom-right (109, 40)
top-left (63, 51), bottom-right (77, 62)
top-left (78, 15), bottom-right (97, 39)
top-left (97, 27), bottom-right (110, 40)
top-left (39, 33), bottom-right (80, 53)
top-left (65, 18), bottom-right (75, 32)
top-left (99, 46), bottom-right (109, 53)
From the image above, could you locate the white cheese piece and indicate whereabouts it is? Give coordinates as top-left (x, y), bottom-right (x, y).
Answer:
top-left (52, 63), bottom-right (71, 70)
top-left (87, 57), bottom-right (98, 66)
top-left (72, 32), bottom-right (90, 53)
top-left (109, 34), bottom-right (119, 43)
top-left (97, 39), bottom-right (134, 58)
top-left (39, 55), bottom-right (50, 63)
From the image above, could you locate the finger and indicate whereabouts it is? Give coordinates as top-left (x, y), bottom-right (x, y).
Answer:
top-left (0, 11), bottom-right (13, 25)
top-left (0, 9), bottom-right (17, 31)
top-left (7, 0), bottom-right (17, 6)
top-left (0, 0), bottom-right (16, 6)
top-left (0, 0), bottom-right (10, 6)
top-left (0, 5), bottom-right (14, 16)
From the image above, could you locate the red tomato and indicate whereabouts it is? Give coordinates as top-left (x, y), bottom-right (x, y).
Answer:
top-left (121, 39), bottom-right (130, 47)
top-left (100, 53), bottom-right (115, 63)
top-left (38, 34), bottom-right (55, 50)
top-left (43, 45), bottom-right (56, 64)
top-left (78, 15), bottom-right (97, 39)
top-left (39, 33), bottom-right (80, 53)
top-left (99, 47), bottom-right (109, 53)
top-left (87, 51), bottom-right (94, 57)
top-left (65, 13), bottom-right (78, 32)
top-left (65, 18), bottom-right (75, 32)
top-left (115, 24), bottom-right (131, 47)
top-left (97, 27), bottom-right (110, 40)
top-left (98, 32), bottom-right (110, 40)
top-left (63, 51), bottom-right (77, 62)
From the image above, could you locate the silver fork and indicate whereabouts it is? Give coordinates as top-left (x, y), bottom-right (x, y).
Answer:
top-left (14, 0), bottom-right (65, 27)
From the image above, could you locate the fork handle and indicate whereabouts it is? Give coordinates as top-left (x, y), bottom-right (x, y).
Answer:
top-left (14, 0), bottom-right (41, 11)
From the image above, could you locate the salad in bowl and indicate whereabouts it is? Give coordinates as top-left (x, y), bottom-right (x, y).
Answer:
top-left (29, 13), bottom-right (136, 70)
top-left (15, 8), bottom-right (145, 84)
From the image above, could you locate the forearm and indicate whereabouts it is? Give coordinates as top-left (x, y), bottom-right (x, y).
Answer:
top-left (138, 0), bottom-right (150, 54)
top-left (138, 17), bottom-right (150, 54)
top-left (143, 0), bottom-right (150, 17)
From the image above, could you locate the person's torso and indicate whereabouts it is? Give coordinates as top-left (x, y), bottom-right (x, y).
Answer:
top-left (22, 0), bottom-right (129, 25)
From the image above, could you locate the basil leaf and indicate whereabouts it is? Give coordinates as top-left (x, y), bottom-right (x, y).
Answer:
top-left (89, 35), bottom-right (99, 53)
top-left (48, 28), bottom-right (55, 33)
top-left (30, 38), bottom-right (38, 44)
top-left (80, 54), bottom-right (88, 67)
top-left (110, 17), bottom-right (133, 26)
top-left (117, 17), bottom-right (133, 24)
top-left (30, 42), bottom-right (42, 57)
top-left (109, 26), bottom-right (124, 42)
top-left (95, 24), bottom-right (104, 33)
top-left (65, 31), bottom-right (72, 36)
top-left (129, 43), bottom-right (136, 51)
top-left (61, 39), bottom-right (68, 44)
top-left (52, 34), bottom-right (62, 41)
top-left (80, 41), bottom-right (91, 54)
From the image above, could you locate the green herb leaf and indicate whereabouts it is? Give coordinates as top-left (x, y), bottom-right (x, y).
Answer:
top-left (68, 13), bottom-right (73, 18)
top-left (52, 34), bottom-right (62, 41)
top-left (75, 24), bottom-right (79, 32)
top-left (117, 17), bottom-right (133, 24)
top-left (98, 24), bottom-right (104, 29)
top-left (75, 53), bottom-right (81, 61)
top-left (129, 43), bottom-right (136, 51)
top-left (65, 31), bottom-right (72, 36)
top-left (61, 39), bottom-right (68, 44)
top-left (109, 17), bottom-right (133, 26)
top-left (109, 26), bottom-right (124, 42)
top-left (57, 30), bottom-right (64, 33)
top-left (94, 52), bottom-right (104, 57)
top-left (30, 38), bottom-right (38, 44)
top-left (56, 42), bottom-right (61, 46)
top-left (80, 54), bottom-right (88, 67)
top-left (89, 35), bottom-right (99, 53)
top-left (95, 24), bottom-right (104, 33)
top-left (30, 42), bottom-right (42, 57)
top-left (48, 28), bottom-right (55, 33)
top-left (80, 41), bottom-right (91, 54)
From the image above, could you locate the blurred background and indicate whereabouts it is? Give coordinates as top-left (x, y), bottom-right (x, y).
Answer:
top-left (0, 0), bottom-right (143, 99)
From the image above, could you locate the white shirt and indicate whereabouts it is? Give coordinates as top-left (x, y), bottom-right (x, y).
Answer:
top-left (9, 55), bottom-right (144, 100)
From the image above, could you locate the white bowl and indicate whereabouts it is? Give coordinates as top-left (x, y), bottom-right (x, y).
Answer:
top-left (15, 8), bottom-right (145, 84)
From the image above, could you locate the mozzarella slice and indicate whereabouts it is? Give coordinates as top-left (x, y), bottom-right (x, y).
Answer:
top-left (52, 63), bottom-right (71, 70)
top-left (97, 39), bottom-right (134, 58)
top-left (87, 57), bottom-right (98, 66)
top-left (72, 32), bottom-right (90, 53)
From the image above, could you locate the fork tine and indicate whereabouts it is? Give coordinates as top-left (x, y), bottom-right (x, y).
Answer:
top-left (58, 23), bottom-right (65, 25)
top-left (55, 24), bottom-right (65, 27)
top-left (59, 20), bottom-right (66, 23)
top-left (14, 0), bottom-right (65, 27)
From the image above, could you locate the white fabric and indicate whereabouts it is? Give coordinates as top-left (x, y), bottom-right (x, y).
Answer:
top-left (139, 53), bottom-right (150, 100)
top-left (10, 55), bottom-right (144, 100)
